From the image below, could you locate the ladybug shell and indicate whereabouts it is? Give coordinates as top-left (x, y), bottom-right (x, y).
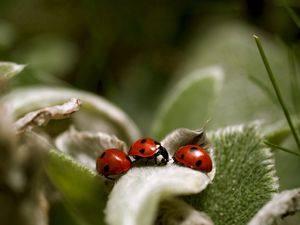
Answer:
top-left (128, 138), bottom-right (160, 158)
top-left (174, 145), bottom-right (212, 172)
top-left (96, 149), bottom-right (131, 176)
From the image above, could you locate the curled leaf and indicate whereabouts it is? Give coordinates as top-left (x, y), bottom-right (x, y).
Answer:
top-left (248, 188), bottom-right (300, 225)
top-left (14, 98), bottom-right (81, 133)
top-left (0, 62), bottom-right (25, 79)
top-left (105, 165), bottom-right (214, 225)
top-left (161, 128), bottom-right (208, 155)
top-left (156, 198), bottom-right (214, 225)
top-left (3, 86), bottom-right (140, 143)
top-left (55, 127), bottom-right (127, 170)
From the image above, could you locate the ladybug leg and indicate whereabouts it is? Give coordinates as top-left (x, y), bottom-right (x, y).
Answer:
top-left (154, 155), bottom-right (157, 165)
top-left (172, 156), bottom-right (177, 163)
top-left (131, 156), bottom-right (140, 164)
top-left (104, 175), bottom-right (115, 181)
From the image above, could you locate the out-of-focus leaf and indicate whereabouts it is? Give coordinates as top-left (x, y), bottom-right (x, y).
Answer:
top-left (105, 164), bottom-right (215, 225)
top-left (178, 21), bottom-right (290, 129)
top-left (155, 198), bottom-right (214, 225)
top-left (274, 136), bottom-right (300, 190)
top-left (186, 124), bottom-right (279, 225)
top-left (55, 127), bottom-right (127, 170)
top-left (0, 21), bottom-right (16, 50)
top-left (248, 188), bottom-right (300, 225)
top-left (49, 202), bottom-right (85, 225)
top-left (2, 86), bottom-right (141, 143)
top-left (14, 98), bottom-right (81, 133)
top-left (0, 62), bottom-right (25, 79)
top-left (152, 66), bottom-right (224, 140)
top-left (46, 149), bottom-right (108, 225)
top-left (264, 118), bottom-right (300, 144)
top-left (14, 35), bottom-right (78, 77)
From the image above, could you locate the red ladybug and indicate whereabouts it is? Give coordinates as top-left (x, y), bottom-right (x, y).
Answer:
top-left (128, 138), bottom-right (169, 164)
top-left (96, 149), bottom-right (131, 179)
top-left (173, 145), bottom-right (212, 172)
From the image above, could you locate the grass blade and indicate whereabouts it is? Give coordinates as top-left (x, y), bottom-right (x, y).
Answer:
top-left (264, 141), bottom-right (300, 157)
top-left (254, 35), bottom-right (300, 151)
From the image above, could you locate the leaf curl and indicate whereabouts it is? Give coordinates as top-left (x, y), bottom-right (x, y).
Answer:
top-left (14, 98), bottom-right (81, 133)
top-left (2, 86), bottom-right (141, 143)
top-left (55, 127), bottom-right (127, 170)
top-left (0, 62), bottom-right (25, 79)
top-left (105, 165), bottom-right (214, 225)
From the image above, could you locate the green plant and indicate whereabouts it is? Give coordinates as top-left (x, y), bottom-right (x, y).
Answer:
top-left (1, 21), bottom-right (300, 225)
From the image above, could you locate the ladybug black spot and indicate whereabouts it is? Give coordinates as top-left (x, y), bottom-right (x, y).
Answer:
top-left (195, 160), bottom-right (202, 167)
top-left (141, 139), bottom-right (147, 144)
top-left (154, 141), bottom-right (160, 145)
top-left (180, 154), bottom-right (184, 159)
top-left (100, 152), bottom-right (106, 158)
top-left (190, 147), bottom-right (198, 152)
top-left (139, 148), bottom-right (145, 154)
top-left (104, 165), bottom-right (110, 173)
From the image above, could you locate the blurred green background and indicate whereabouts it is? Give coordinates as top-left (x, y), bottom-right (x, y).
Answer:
top-left (1, 0), bottom-right (300, 191)
top-left (0, 0), bottom-right (299, 129)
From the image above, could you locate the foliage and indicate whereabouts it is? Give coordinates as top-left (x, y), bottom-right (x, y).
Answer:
top-left (0, 2), bottom-right (300, 225)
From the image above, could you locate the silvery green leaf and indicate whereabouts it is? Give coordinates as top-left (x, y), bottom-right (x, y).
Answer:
top-left (156, 198), bottom-right (214, 225)
top-left (14, 98), bottom-right (81, 133)
top-left (177, 22), bottom-right (288, 129)
top-left (0, 21), bottom-right (16, 49)
top-left (2, 86), bottom-right (141, 143)
top-left (263, 118), bottom-right (300, 144)
top-left (46, 149), bottom-right (107, 225)
top-left (14, 35), bottom-right (78, 76)
top-left (105, 165), bottom-right (214, 225)
top-left (152, 66), bottom-right (224, 139)
top-left (186, 124), bottom-right (279, 225)
top-left (161, 128), bottom-right (208, 155)
top-left (55, 127), bottom-right (127, 170)
top-left (248, 188), bottom-right (300, 225)
top-left (0, 62), bottom-right (25, 79)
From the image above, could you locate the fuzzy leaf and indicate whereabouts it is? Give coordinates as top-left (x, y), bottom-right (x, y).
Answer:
top-left (152, 66), bottom-right (224, 139)
top-left (105, 165), bottom-right (214, 225)
top-left (2, 86), bottom-right (141, 143)
top-left (0, 62), bottom-right (25, 79)
top-left (186, 124), bottom-right (279, 225)
top-left (14, 98), bottom-right (81, 133)
top-left (55, 127), bottom-right (127, 170)
top-left (46, 149), bottom-right (108, 225)
top-left (248, 188), bottom-right (300, 225)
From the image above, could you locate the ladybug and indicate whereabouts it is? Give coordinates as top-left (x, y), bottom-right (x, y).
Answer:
top-left (96, 149), bottom-right (131, 179)
top-left (128, 138), bottom-right (169, 165)
top-left (173, 145), bottom-right (212, 172)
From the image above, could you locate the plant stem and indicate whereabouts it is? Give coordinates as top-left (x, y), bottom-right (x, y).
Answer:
top-left (264, 141), bottom-right (300, 157)
top-left (254, 35), bottom-right (300, 151)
